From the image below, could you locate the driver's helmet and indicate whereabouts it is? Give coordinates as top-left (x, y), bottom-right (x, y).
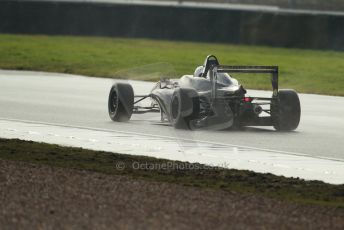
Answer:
top-left (194, 66), bottom-right (204, 78)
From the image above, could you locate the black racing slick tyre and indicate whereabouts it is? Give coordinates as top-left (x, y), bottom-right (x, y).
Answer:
top-left (108, 83), bottom-right (134, 122)
top-left (170, 88), bottom-right (200, 129)
top-left (272, 89), bottom-right (301, 131)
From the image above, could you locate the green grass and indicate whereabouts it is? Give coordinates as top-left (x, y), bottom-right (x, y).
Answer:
top-left (0, 138), bottom-right (343, 208)
top-left (0, 34), bottom-right (344, 95)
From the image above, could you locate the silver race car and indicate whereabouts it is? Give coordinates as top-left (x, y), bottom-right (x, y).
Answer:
top-left (108, 55), bottom-right (301, 131)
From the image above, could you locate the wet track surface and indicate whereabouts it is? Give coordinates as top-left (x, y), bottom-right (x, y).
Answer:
top-left (0, 70), bottom-right (344, 183)
top-left (1, 70), bottom-right (343, 159)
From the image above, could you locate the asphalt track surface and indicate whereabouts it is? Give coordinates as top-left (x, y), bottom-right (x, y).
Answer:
top-left (0, 70), bottom-right (343, 161)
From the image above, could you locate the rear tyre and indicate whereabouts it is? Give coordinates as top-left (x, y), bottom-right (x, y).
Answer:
top-left (108, 83), bottom-right (134, 122)
top-left (272, 89), bottom-right (301, 131)
top-left (170, 88), bottom-right (200, 129)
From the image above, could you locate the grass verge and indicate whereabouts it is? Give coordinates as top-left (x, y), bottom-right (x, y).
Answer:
top-left (0, 138), bottom-right (343, 208)
top-left (0, 34), bottom-right (344, 95)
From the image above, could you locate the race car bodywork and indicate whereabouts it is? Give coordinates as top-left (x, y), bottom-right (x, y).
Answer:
top-left (108, 55), bottom-right (301, 131)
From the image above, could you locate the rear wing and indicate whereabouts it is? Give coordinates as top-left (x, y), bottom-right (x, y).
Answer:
top-left (210, 65), bottom-right (279, 93)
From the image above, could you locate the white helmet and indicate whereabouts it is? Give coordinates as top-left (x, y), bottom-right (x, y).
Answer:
top-left (194, 66), bottom-right (204, 78)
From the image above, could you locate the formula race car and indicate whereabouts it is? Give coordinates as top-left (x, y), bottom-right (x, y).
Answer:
top-left (108, 55), bottom-right (301, 131)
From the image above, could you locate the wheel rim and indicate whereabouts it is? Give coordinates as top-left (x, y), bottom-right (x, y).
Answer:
top-left (109, 90), bottom-right (118, 114)
top-left (171, 97), bottom-right (179, 120)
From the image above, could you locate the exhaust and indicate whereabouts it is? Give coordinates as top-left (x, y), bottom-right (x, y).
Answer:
top-left (253, 104), bottom-right (263, 115)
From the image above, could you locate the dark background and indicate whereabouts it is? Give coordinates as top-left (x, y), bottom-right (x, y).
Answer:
top-left (1, 0), bottom-right (343, 50)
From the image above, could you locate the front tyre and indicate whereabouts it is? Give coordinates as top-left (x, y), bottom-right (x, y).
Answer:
top-left (108, 83), bottom-right (134, 122)
top-left (272, 89), bottom-right (301, 131)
